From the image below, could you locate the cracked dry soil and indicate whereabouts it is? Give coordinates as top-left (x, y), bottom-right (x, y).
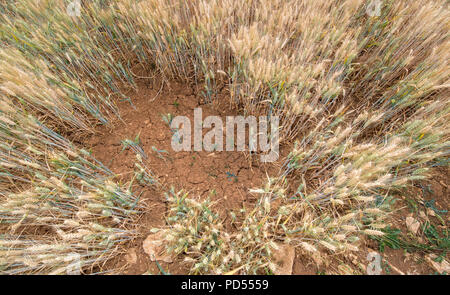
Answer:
top-left (87, 80), bottom-right (280, 274)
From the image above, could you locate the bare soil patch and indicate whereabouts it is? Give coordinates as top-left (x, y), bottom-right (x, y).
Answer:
top-left (86, 81), bottom-right (282, 274)
top-left (85, 80), bottom-right (448, 275)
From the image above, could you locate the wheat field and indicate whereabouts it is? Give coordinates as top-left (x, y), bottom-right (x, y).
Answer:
top-left (0, 0), bottom-right (448, 275)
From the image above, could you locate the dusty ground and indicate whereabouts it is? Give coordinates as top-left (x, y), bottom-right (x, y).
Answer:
top-left (86, 81), bottom-right (448, 275)
top-left (87, 80), bottom-right (283, 274)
